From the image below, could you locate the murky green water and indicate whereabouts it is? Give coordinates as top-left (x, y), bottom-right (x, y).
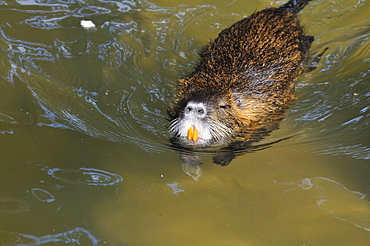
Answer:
top-left (0, 0), bottom-right (369, 245)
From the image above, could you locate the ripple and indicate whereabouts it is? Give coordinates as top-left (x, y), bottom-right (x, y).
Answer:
top-left (315, 143), bottom-right (370, 160)
top-left (31, 188), bottom-right (55, 203)
top-left (0, 29), bottom-right (54, 61)
top-left (42, 167), bottom-right (123, 186)
top-left (0, 112), bottom-right (17, 124)
top-left (312, 177), bottom-right (370, 232)
top-left (77, 6), bottom-right (111, 16)
top-left (1, 0), bottom-right (368, 158)
top-left (0, 198), bottom-right (29, 213)
top-left (289, 13), bottom-right (370, 160)
top-left (0, 227), bottom-right (100, 245)
top-left (0, 1), bottom-right (226, 153)
top-left (284, 177), bottom-right (370, 232)
top-left (167, 182), bottom-right (185, 194)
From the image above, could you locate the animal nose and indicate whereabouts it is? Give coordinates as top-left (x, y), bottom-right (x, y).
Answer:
top-left (185, 103), bottom-right (206, 117)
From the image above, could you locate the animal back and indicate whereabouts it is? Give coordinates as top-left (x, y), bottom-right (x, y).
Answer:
top-left (191, 7), bottom-right (309, 92)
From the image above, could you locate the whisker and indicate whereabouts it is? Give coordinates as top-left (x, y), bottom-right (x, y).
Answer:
top-left (168, 118), bottom-right (180, 135)
top-left (208, 118), bottom-right (232, 142)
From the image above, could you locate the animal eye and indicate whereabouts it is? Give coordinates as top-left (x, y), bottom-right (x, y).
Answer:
top-left (219, 105), bottom-right (230, 109)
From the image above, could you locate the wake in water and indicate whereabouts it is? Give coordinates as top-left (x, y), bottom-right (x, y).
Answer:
top-left (0, 0), bottom-right (368, 163)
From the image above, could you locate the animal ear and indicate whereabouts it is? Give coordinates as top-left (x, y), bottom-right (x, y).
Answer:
top-left (218, 97), bottom-right (232, 109)
top-left (232, 92), bottom-right (244, 108)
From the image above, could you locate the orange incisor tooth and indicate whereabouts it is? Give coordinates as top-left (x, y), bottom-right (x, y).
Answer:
top-left (187, 125), bottom-right (199, 142)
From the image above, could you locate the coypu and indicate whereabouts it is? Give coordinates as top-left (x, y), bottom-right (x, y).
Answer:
top-left (169, 0), bottom-right (315, 163)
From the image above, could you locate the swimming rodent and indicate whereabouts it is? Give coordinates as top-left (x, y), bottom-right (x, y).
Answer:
top-left (169, 0), bottom-right (314, 150)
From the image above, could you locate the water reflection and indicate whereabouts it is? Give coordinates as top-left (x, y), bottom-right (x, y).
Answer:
top-left (2, 0), bottom-right (368, 159)
top-left (1, 0), bottom-right (213, 153)
top-left (170, 135), bottom-right (293, 169)
top-left (296, 177), bottom-right (370, 232)
top-left (0, 0), bottom-right (369, 245)
top-left (166, 182), bottom-right (185, 194)
top-left (42, 166), bottom-right (124, 186)
top-left (0, 227), bottom-right (100, 245)
top-left (0, 198), bottom-right (30, 213)
top-left (31, 188), bottom-right (55, 203)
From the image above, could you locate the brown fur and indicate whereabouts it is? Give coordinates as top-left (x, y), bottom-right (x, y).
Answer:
top-left (169, 4), bottom-right (313, 147)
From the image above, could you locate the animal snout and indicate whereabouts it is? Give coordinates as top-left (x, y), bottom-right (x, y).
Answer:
top-left (185, 102), bottom-right (207, 117)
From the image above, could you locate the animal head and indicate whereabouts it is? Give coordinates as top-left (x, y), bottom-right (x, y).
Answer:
top-left (168, 90), bottom-right (243, 148)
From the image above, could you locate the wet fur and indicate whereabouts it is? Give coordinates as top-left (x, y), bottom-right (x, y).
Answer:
top-left (169, 0), bottom-right (313, 148)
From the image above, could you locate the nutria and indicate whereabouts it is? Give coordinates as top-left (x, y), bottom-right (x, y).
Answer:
top-left (169, 0), bottom-right (314, 154)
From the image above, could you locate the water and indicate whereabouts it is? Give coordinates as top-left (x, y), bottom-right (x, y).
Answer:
top-left (0, 0), bottom-right (369, 245)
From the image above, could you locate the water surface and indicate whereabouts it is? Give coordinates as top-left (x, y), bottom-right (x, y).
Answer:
top-left (0, 0), bottom-right (369, 245)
